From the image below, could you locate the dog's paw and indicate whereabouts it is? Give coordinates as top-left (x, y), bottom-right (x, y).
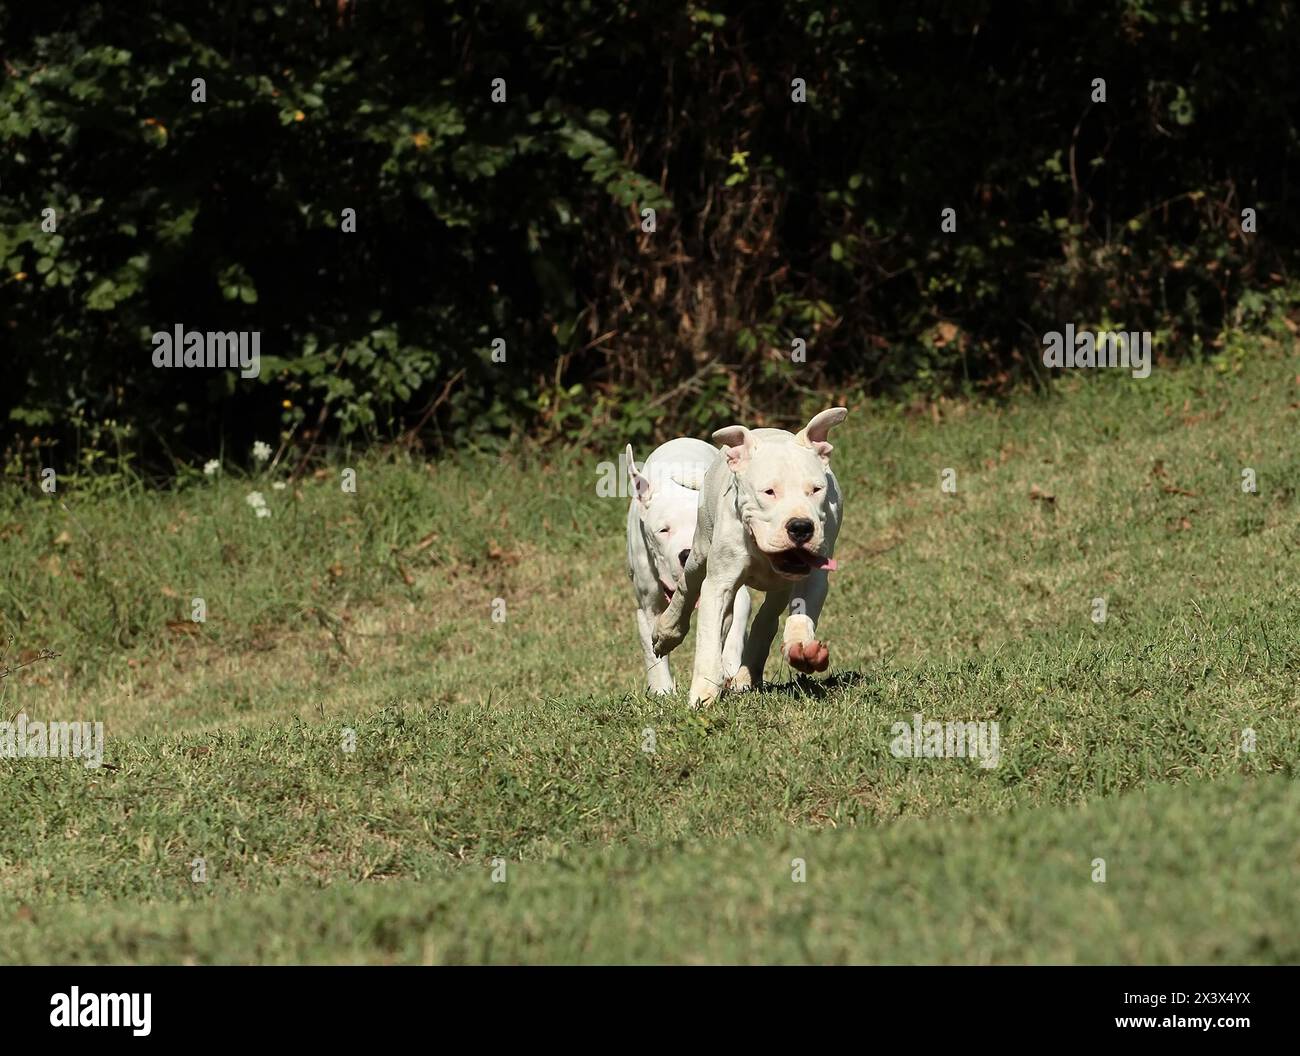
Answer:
top-left (726, 666), bottom-right (754, 693)
top-left (688, 679), bottom-right (720, 709)
top-left (785, 639), bottom-right (829, 673)
top-left (651, 614), bottom-right (685, 657)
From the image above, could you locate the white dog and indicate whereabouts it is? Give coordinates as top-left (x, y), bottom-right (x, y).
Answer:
top-left (626, 438), bottom-right (751, 694)
top-left (652, 408), bottom-right (846, 706)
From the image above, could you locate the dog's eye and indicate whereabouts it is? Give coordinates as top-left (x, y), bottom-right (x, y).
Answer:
top-left (659, 527), bottom-right (671, 534)
top-left (763, 488), bottom-right (777, 497)
top-left (811, 485), bottom-right (824, 494)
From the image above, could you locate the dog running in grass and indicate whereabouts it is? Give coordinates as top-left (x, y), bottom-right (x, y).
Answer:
top-left (652, 409), bottom-right (846, 707)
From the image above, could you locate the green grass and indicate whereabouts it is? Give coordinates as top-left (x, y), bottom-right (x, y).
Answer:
top-left (2, 333), bottom-right (1298, 963)
top-left (4, 775), bottom-right (1295, 964)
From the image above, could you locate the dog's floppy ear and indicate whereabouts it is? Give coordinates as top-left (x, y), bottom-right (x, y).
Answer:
top-left (626, 444), bottom-right (653, 506)
top-left (711, 425), bottom-right (753, 472)
top-left (796, 407), bottom-right (848, 462)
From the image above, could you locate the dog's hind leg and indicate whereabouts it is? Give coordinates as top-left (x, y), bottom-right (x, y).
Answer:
top-left (734, 585), bottom-right (791, 690)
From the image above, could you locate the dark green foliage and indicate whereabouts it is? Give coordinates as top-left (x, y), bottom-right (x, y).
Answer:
top-left (1, 1), bottom-right (1296, 469)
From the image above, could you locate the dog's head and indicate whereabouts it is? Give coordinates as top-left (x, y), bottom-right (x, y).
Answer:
top-left (627, 444), bottom-right (701, 599)
top-left (712, 408), bottom-right (846, 580)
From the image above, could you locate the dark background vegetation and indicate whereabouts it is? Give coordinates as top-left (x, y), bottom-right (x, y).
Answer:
top-left (2, 0), bottom-right (1297, 476)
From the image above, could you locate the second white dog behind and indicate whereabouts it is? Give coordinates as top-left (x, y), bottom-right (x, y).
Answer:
top-left (626, 437), bottom-right (751, 695)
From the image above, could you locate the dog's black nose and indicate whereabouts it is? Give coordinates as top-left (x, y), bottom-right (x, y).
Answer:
top-left (678, 548), bottom-right (691, 568)
top-left (786, 518), bottom-right (815, 545)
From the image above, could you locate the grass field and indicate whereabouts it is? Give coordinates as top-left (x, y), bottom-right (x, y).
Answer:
top-left (2, 325), bottom-right (1298, 963)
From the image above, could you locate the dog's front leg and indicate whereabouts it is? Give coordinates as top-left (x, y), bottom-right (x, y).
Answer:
top-left (636, 607), bottom-right (675, 694)
top-left (721, 585), bottom-right (751, 685)
top-left (784, 569), bottom-right (830, 673)
top-left (687, 569), bottom-right (743, 708)
top-left (652, 546), bottom-right (705, 657)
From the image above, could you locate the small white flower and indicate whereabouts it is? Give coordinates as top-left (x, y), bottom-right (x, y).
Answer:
top-left (246, 491), bottom-right (267, 509)
top-left (256, 506), bottom-right (271, 518)
top-left (272, 481), bottom-right (287, 491)
top-left (203, 459), bottom-right (221, 477)
top-left (252, 441), bottom-right (272, 463)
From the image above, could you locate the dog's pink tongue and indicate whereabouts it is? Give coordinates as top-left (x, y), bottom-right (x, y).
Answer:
top-left (821, 557), bottom-right (839, 571)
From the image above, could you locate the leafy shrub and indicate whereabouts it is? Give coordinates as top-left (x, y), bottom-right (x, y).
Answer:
top-left (1, 1), bottom-right (1296, 472)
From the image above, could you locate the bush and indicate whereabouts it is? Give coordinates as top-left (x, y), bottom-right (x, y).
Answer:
top-left (1, 0), bottom-right (1296, 473)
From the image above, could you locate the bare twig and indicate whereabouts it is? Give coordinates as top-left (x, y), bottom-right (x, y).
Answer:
top-left (398, 366), bottom-right (467, 450)
top-left (0, 648), bottom-right (60, 678)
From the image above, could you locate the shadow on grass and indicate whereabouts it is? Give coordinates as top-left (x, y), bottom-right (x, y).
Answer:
top-left (762, 669), bottom-right (868, 698)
